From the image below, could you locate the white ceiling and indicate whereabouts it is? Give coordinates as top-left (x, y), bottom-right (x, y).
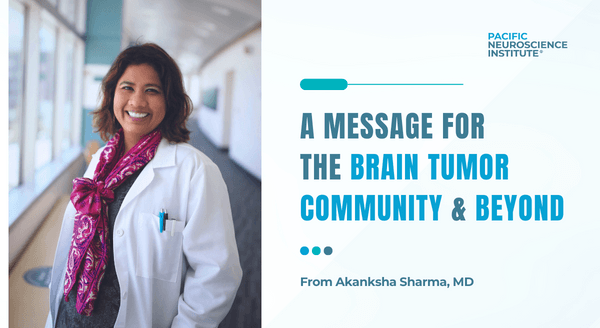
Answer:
top-left (121, 0), bottom-right (261, 74)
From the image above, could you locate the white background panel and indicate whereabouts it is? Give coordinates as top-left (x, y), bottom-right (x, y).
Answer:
top-left (263, 0), bottom-right (600, 327)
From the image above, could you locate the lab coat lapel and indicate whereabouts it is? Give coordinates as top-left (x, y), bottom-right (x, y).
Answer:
top-left (118, 138), bottom-right (177, 211)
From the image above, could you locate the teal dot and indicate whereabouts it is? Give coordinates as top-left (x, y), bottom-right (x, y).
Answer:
top-left (324, 247), bottom-right (333, 255)
top-left (312, 247), bottom-right (321, 255)
top-left (300, 247), bottom-right (309, 255)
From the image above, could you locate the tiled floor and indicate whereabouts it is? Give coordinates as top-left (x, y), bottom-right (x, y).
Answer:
top-left (9, 195), bottom-right (70, 328)
top-left (188, 119), bottom-right (261, 328)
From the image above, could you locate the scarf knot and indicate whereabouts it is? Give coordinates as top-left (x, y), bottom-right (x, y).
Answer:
top-left (71, 178), bottom-right (115, 216)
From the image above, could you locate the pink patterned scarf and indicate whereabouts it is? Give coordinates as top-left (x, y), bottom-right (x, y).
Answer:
top-left (63, 128), bottom-right (162, 315)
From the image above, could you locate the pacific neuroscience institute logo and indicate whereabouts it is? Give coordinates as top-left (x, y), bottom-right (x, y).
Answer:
top-left (488, 33), bottom-right (568, 57)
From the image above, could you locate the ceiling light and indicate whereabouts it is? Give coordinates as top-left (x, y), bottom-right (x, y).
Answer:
top-left (196, 29), bottom-right (210, 38)
top-left (201, 21), bottom-right (217, 31)
top-left (212, 6), bottom-right (231, 16)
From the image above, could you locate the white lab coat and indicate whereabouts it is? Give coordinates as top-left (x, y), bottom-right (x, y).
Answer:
top-left (46, 139), bottom-right (242, 328)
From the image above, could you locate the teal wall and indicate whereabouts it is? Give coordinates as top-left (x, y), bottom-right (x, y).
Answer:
top-left (81, 0), bottom-right (123, 147)
top-left (84, 0), bottom-right (123, 65)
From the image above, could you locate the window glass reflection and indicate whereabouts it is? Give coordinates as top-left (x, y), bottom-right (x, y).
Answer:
top-left (62, 41), bottom-right (75, 152)
top-left (9, 5), bottom-right (25, 190)
top-left (36, 25), bottom-right (56, 169)
top-left (60, 0), bottom-right (77, 24)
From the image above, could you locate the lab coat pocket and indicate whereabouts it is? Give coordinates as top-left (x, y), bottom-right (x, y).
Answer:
top-left (136, 213), bottom-right (184, 282)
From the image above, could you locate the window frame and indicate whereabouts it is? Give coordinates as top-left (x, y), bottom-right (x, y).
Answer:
top-left (8, 0), bottom-right (86, 194)
top-left (8, 0), bottom-right (28, 190)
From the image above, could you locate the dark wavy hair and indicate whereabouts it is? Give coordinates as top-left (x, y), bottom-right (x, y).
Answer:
top-left (93, 43), bottom-right (192, 142)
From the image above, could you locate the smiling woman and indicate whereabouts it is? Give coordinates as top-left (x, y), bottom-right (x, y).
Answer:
top-left (113, 64), bottom-right (166, 152)
top-left (46, 43), bottom-right (242, 328)
top-left (92, 43), bottom-right (191, 147)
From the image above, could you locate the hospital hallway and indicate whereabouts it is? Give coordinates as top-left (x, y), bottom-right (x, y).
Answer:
top-left (9, 117), bottom-right (261, 328)
top-left (9, 0), bottom-right (261, 326)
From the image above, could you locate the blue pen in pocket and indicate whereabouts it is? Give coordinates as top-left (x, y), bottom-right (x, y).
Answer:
top-left (159, 209), bottom-right (165, 233)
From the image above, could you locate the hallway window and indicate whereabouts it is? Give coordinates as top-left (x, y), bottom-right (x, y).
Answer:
top-left (59, 0), bottom-right (77, 25)
top-left (8, 0), bottom-right (86, 191)
top-left (76, 0), bottom-right (86, 33)
top-left (61, 39), bottom-right (75, 152)
top-left (9, 3), bottom-right (25, 190)
top-left (36, 23), bottom-right (56, 169)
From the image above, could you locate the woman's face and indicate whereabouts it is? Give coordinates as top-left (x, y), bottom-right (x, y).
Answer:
top-left (113, 63), bottom-right (166, 145)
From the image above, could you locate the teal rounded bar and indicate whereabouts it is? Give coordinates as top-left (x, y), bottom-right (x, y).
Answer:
top-left (300, 78), bottom-right (348, 90)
